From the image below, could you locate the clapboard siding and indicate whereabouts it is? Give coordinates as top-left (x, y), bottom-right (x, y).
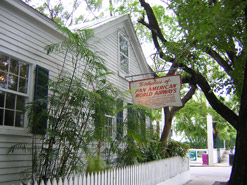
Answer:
top-left (0, 174), bottom-right (28, 185)
top-left (93, 27), bottom-right (150, 105)
top-left (0, 161), bottom-right (31, 169)
top-left (0, 166), bottom-right (31, 175)
top-left (0, 134), bottom-right (32, 185)
top-left (0, 1), bottom-right (153, 184)
top-left (0, 2), bottom-right (63, 42)
top-left (0, 6), bottom-right (65, 59)
top-left (0, 154), bottom-right (32, 161)
top-left (0, 4), bottom-right (73, 80)
top-left (0, 7), bottom-right (59, 48)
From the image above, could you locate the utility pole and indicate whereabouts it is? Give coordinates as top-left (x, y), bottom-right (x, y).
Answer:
top-left (207, 114), bottom-right (214, 165)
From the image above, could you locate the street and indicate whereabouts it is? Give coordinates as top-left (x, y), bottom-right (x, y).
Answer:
top-left (184, 166), bottom-right (232, 185)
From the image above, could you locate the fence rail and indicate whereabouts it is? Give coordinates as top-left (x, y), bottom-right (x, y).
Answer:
top-left (23, 157), bottom-right (189, 185)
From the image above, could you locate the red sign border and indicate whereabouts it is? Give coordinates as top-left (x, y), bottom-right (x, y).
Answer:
top-left (129, 74), bottom-right (182, 90)
top-left (129, 74), bottom-right (182, 109)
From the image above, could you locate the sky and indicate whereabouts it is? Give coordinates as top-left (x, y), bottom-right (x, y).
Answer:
top-left (24, 0), bottom-right (165, 64)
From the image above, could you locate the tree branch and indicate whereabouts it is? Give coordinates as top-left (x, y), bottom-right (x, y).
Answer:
top-left (138, 0), bottom-right (239, 130)
top-left (205, 47), bottom-right (233, 75)
top-left (139, 0), bottom-right (167, 44)
top-left (170, 84), bottom-right (197, 120)
top-left (181, 64), bottom-right (239, 129)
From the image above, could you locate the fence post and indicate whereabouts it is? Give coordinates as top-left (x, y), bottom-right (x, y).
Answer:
top-left (46, 179), bottom-right (52, 185)
top-left (77, 175), bottom-right (82, 185)
top-left (74, 175), bottom-right (78, 185)
top-left (64, 177), bottom-right (69, 185)
top-left (82, 174), bottom-right (87, 185)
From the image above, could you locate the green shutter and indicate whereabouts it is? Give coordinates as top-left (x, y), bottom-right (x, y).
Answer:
top-left (127, 103), bottom-right (134, 133)
top-left (127, 104), bottom-right (146, 139)
top-left (32, 65), bottom-right (49, 135)
top-left (116, 100), bottom-right (123, 139)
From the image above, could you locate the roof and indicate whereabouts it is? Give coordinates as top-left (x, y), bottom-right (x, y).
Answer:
top-left (69, 15), bottom-right (127, 31)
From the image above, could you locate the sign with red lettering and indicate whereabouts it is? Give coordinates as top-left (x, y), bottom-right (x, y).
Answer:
top-left (129, 74), bottom-right (182, 109)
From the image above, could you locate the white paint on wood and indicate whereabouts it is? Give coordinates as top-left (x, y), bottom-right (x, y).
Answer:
top-left (207, 114), bottom-right (214, 166)
top-left (21, 157), bottom-right (189, 185)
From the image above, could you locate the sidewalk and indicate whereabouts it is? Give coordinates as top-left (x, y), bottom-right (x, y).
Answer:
top-left (184, 151), bottom-right (232, 185)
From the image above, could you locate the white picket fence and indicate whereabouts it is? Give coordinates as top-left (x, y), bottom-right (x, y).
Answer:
top-left (22, 156), bottom-right (189, 185)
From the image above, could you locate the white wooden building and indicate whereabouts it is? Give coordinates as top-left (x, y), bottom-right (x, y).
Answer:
top-left (0, 0), bottom-right (154, 184)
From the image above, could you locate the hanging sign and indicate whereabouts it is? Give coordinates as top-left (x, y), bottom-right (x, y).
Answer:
top-left (129, 74), bottom-right (182, 109)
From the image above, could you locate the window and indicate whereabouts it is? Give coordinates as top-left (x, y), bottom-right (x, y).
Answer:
top-left (119, 33), bottom-right (129, 74)
top-left (105, 115), bottom-right (113, 138)
top-left (0, 55), bottom-right (29, 127)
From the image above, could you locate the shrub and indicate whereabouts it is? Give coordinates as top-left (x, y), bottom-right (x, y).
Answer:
top-left (86, 156), bottom-right (108, 174)
top-left (165, 141), bottom-right (190, 158)
top-left (137, 139), bottom-right (165, 163)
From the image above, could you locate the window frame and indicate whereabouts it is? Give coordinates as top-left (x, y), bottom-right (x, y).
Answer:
top-left (118, 32), bottom-right (129, 75)
top-left (0, 54), bottom-right (32, 130)
top-left (104, 115), bottom-right (116, 139)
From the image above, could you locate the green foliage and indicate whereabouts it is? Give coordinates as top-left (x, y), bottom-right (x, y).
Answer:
top-left (85, 0), bottom-right (103, 11)
top-left (184, 141), bottom-right (206, 149)
top-left (137, 139), bottom-right (165, 163)
top-left (8, 143), bottom-right (32, 154)
top-left (115, 139), bottom-right (140, 166)
top-left (167, 0), bottom-right (246, 96)
top-left (86, 155), bottom-right (108, 174)
top-left (112, 105), bottom-right (161, 166)
top-left (23, 0), bottom-right (117, 26)
top-left (174, 95), bottom-right (207, 146)
top-left (165, 141), bottom-right (189, 158)
top-left (26, 0), bottom-right (86, 26)
top-left (174, 93), bottom-right (237, 149)
top-left (114, 136), bottom-right (164, 166)
top-left (23, 27), bottom-right (122, 183)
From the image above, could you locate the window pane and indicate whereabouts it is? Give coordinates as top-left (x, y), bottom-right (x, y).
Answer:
top-left (20, 62), bottom-right (29, 78)
top-left (19, 77), bottom-right (28, 93)
top-left (0, 71), bottom-right (7, 89)
top-left (0, 91), bottom-right (5, 108)
top-left (4, 110), bottom-right (14, 126)
top-left (6, 93), bottom-right (15, 110)
top-left (8, 75), bottom-right (18, 91)
top-left (0, 56), bottom-right (29, 128)
top-left (120, 55), bottom-right (129, 73)
top-left (15, 112), bottom-right (24, 127)
top-left (16, 95), bottom-right (25, 111)
top-left (120, 35), bottom-right (128, 56)
top-left (10, 59), bottom-right (18, 75)
top-left (0, 109), bottom-right (3, 125)
top-left (107, 117), bottom-right (112, 136)
top-left (0, 56), bottom-right (9, 72)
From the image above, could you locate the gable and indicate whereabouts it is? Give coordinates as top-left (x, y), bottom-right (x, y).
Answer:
top-left (88, 15), bottom-right (153, 80)
top-left (82, 17), bottom-right (153, 103)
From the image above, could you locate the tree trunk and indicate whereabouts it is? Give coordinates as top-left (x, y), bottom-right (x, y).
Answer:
top-left (160, 107), bottom-right (172, 143)
top-left (156, 120), bottom-right (160, 140)
top-left (228, 60), bottom-right (247, 185)
top-left (159, 84), bottom-right (197, 147)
